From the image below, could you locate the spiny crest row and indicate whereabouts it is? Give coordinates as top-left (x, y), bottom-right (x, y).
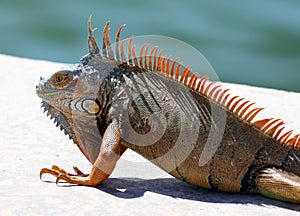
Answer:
top-left (87, 18), bottom-right (300, 149)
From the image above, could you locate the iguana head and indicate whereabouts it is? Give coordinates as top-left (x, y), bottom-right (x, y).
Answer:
top-left (36, 18), bottom-right (121, 162)
top-left (36, 64), bottom-right (80, 138)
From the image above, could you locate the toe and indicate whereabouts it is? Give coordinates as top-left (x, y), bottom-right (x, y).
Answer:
top-left (73, 166), bottom-right (88, 177)
top-left (40, 168), bottom-right (60, 180)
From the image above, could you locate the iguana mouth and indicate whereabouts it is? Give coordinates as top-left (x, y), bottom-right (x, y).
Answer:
top-left (41, 101), bottom-right (75, 141)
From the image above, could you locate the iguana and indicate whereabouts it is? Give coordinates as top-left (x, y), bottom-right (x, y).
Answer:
top-left (36, 18), bottom-right (300, 203)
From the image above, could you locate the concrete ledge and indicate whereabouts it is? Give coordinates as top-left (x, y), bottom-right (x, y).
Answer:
top-left (0, 54), bottom-right (299, 215)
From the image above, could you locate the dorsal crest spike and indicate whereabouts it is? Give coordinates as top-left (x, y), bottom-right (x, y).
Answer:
top-left (239, 102), bottom-right (255, 118)
top-left (216, 89), bottom-right (229, 104)
top-left (225, 95), bottom-right (239, 109)
top-left (144, 44), bottom-right (151, 69)
top-left (208, 85), bottom-right (221, 99)
top-left (188, 73), bottom-right (197, 87)
top-left (266, 121), bottom-right (285, 137)
top-left (102, 21), bottom-right (110, 56)
top-left (245, 108), bottom-right (264, 122)
top-left (261, 119), bottom-right (280, 132)
top-left (180, 65), bottom-right (191, 84)
top-left (212, 88), bottom-right (222, 101)
top-left (149, 46), bottom-right (158, 71)
top-left (127, 35), bottom-right (134, 64)
top-left (165, 56), bottom-right (172, 74)
top-left (156, 49), bottom-right (164, 71)
top-left (120, 39), bottom-right (127, 62)
top-left (230, 98), bottom-right (245, 112)
top-left (286, 134), bottom-right (300, 147)
top-left (204, 82), bottom-right (216, 96)
top-left (87, 17), bottom-right (100, 55)
top-left (200, 77), bottom-right (209, 93)
top-left (154, 47), bottom-right (160, 70)
top-left (139, 44), bottom-right (147, 68)
top-left (115, 24), bottom-right (125, 61)
top-left (105, 27), bottom-right (114, 59)
top-left (221, 92), bottom-right (230, 106)
top-left (175, 62), bottom-right (183, 80)
top-left (161, 56), bottom-right (167, 73)
top-left (234, 100), bottom-right (250, 116)
top-left (196, 75), bottom-right (208, 92)
top-left (170, 58), bottom-right (179, 77)
top-left (253, 118), bottom-right (274, 131)
top-left (131, 46), bottom-right (138, 66)
top-left (274, 127), bottom-right (285, 140)
top-left (280, 130), bottom-right (294, 143)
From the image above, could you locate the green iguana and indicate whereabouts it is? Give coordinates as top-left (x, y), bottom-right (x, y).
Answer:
top-left (36, 18), bottom-right (300, 203)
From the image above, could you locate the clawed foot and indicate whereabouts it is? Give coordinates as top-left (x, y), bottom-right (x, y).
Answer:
top-left (40, 165), bottom-right (90, 185)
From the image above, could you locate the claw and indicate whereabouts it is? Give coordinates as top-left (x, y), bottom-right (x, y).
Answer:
top-left (51, 164), bottom-right (69, 175)
top-left (56, 173), bottom-right (69, 185)
top-left (40, 168), bottom-right (60, 180)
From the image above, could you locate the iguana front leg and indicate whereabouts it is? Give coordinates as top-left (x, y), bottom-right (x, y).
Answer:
top-left (40, 120), bottom-right (127, 186)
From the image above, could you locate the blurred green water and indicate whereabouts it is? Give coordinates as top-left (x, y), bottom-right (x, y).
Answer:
top-left (0, 0), bottom-right (299, 91)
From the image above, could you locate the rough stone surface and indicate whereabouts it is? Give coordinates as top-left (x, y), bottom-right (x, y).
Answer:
top-left (0, 54), bottom-right (299, 215)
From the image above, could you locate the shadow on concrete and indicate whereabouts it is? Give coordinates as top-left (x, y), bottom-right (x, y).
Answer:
top-left (92, 177), bottom-right (300, 212)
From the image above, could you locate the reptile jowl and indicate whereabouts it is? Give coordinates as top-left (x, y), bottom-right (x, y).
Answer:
top-left (36, 18), bottom-right (300, 203)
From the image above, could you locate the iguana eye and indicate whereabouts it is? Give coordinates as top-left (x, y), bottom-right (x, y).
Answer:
top-left (55, 75), bottom-right (63, 83)
top-left (51, 72), bottom-right (70, 87)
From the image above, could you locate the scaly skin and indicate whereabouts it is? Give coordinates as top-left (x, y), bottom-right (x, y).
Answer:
top-left (36, 18), bottom-right (300, 203)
